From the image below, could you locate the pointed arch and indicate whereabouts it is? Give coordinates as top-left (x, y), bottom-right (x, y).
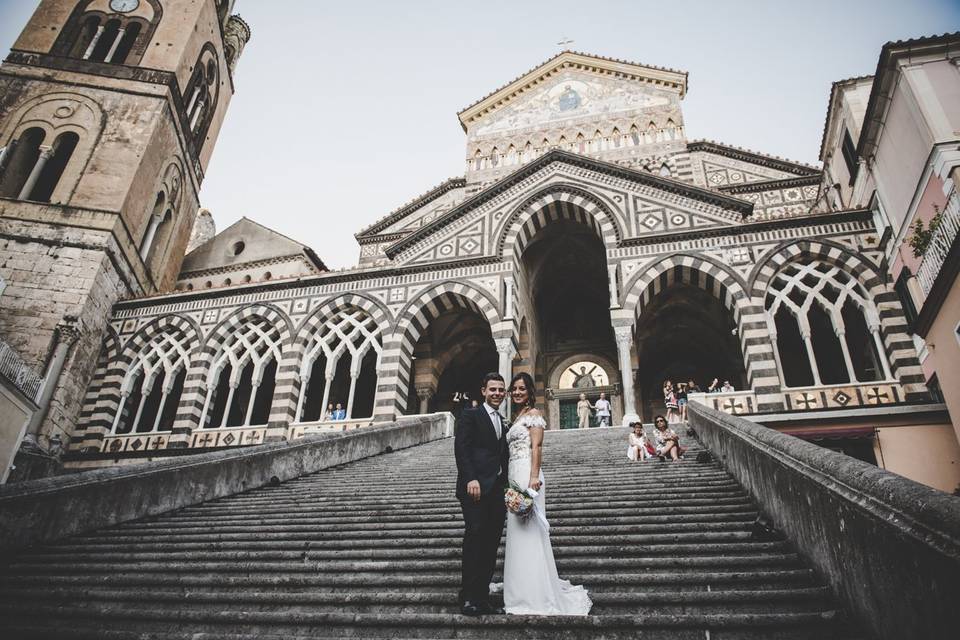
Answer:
top-left (752, 239), bottom-right (920, 396)
top-left (497, 184), bottom-right (623, 263)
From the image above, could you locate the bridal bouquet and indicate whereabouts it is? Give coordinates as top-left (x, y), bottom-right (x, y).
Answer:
top-left (504, 481), bottom-right (537, 519)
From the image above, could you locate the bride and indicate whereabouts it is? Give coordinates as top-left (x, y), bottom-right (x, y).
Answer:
top-left (503, 372), bottom-right (592, 616)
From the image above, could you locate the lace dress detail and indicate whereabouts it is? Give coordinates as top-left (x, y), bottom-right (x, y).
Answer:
top-left (507, 414), bottom-right (545, 460)
top-left (502, 411), bottom-right (592, 616)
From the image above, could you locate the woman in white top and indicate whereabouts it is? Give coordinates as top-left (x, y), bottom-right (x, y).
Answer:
top-left (502, 372), bottom-right (592, 616)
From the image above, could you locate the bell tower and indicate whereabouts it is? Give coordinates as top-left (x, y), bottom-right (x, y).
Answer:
top-left (0, 0), bottom-right (250, 478)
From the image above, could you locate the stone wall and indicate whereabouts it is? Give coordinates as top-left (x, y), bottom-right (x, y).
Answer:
top-left (688, 401), bottom-right (960, 640)
top-left (0, 412), bottom-right (454, 553)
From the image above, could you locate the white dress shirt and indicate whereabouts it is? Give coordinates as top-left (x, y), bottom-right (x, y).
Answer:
top-left (484, 402), bottom-right (503, 439)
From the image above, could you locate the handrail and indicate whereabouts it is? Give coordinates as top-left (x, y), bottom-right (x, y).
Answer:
top-left (688, 401), bottom-right (960, 640)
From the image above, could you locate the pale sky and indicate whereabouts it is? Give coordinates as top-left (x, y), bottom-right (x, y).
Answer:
top-left (2, 1), bottom-right (959, 268)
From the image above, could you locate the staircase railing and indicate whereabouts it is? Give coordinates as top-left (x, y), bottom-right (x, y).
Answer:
top-left (0, 339), bottom-right (43, 402)
top-left (0, 413), bottom-right (454, 555)
top-left (688, 402), bottom-right (960, 640)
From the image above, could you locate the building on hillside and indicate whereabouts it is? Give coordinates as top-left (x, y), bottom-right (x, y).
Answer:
top-left (0, 4), bottom-right (957, 492)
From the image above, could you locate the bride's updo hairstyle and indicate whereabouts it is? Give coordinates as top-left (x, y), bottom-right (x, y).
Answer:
top-left (510, 372), bottom-right (537, 409)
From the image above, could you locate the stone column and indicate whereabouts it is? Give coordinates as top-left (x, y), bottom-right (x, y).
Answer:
top-left (800, 331), bottom-right (822, 386)
top-left (835, 329), bottom-right (858, 383)
top-left (607, 264), bottom-right (620, 309)
top-left (139, 213), bottom-right (163, 260)
top-left (494, 337), bottom-right (517, 419)
top-left (82, 25), bottom-right (105, 60)
top-left (504, 277), bottom-right (515, 320)
top-left (614, 326), bottom-right (639, 426)
top-left (18, 146), bottom-right (53, 200)
top-left (103, 27), bottom-right (126, 63)
top-left (868, 321), bottom-right (894, 380)
top-left (24, 316), bottom-right (83, 443)
top-left (416, 386), bottom-right (434, 414)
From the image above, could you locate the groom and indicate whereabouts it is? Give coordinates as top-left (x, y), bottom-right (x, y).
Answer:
top-left (454, 372), bottom-right (509, 616)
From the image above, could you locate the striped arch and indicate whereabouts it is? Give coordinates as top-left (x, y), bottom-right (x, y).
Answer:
top-left (82, 316), bottom-right (198, 439)
top-left (277, 294), bottom-right (391, 425)
top-left (622, 254), bottom-right (782, 409)
top-left (294, 293), bottom-right (391, 344)
top-left (751, 239), bottom-right (925, 398)
top-left (375, 281), bottom-right (502, 421)
top-left (76, 326), bottom-right (120, 450)
top-left (498, 184), bottom-right (623, 264)
top-left (171, 304), bottom-right (292, 444)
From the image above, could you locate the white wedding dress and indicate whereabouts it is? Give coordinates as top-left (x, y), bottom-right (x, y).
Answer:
top-left (502, 413), bottom-right (592, 615)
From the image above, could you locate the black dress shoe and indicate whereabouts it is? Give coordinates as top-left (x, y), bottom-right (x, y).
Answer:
top-left (461, 601), bottom-right (482, 616)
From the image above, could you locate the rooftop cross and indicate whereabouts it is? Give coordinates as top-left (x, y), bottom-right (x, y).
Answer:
top-left (557, 37), bottom-right (574, 49)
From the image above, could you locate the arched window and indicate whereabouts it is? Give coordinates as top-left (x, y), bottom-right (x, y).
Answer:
top-left (183, 46), bottom-right (221, 149)
top-left (112, 327), bottom-right (192, 435)
top-left (765, 258), bottom-right (892, 387)
top-left (54, 0), bottom-right (161, 66)
top-left (29, 132), bottom-right (79, 203)
top-left (0, 127), bottom-right (44, 198)
top-left (0, 129), bottom-right (78, 203)
top-left (201, 316), bottom-right (282, 429)
top-left (297, 308), bottom-right (382, 422)
top-left (658, 163), bottom-right (671, 177)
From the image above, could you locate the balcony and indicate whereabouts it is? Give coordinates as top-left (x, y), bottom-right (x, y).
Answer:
top-left (0, 339), bottom-right (43, 403)
top-left (916, 187), bottom-right (959, 296)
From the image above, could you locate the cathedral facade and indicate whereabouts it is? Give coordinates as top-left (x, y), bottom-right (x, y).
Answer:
top-left (1, 4), bottom-right (957, 490)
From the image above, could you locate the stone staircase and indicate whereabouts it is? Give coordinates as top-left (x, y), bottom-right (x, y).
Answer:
top-left (0, 427), bottom-right (865, 639)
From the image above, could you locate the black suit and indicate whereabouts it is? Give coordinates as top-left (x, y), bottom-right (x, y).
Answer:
top-left (454, 404), bottom-right (509, 604)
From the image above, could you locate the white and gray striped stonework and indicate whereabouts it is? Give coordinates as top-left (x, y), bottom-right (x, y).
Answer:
top-left (750, 239), bottom-right (925, 400)
top-left (620, 253), bottom-right (783, 411)
top-left (373, 281), bottom-right (501, 422)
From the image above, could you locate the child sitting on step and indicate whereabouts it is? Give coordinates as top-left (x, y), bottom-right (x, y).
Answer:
top-left (627, 422), bottom-right (655, 461)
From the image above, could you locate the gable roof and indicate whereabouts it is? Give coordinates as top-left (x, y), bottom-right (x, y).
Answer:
top-left (857, 32), bottom-right (960, 162)
top-left (180, 217), bottom-right (327, 275)
top-left (457, 50), bottom-right (689, 132)
top-left (385, 149), bottom-right (752, 259)
top-left (817, 75), bottom-right (874, 161)
top-left (355, 177), bottom-right (466, 240)
top-left (686, 140), bottom-right (821, 176)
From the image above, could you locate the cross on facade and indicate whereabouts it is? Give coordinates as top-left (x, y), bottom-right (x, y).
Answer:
top-left (866, 387), bottom-right (889, 404)
top-left (557, 37), bottom-right (574, 49)
top-left (722, 399), bottom-right (743, 414)
top-left (151, 438), bottom-right (166, 449)
top-left (795, 393), bottom-right (818, 410)
top-left (198, 433), bottom-right (214, 447)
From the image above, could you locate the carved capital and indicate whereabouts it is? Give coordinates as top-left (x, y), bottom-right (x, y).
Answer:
top-left (613, 325), bottom-right (633, 348)
top-left (416, 386), bottom-right (435, 400)
top-left (494, 337), bottom-right (517, 358)
top-left (55, 315), bottom-right (83, 346)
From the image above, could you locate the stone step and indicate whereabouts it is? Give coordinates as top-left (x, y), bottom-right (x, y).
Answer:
top-left (0, 568), bottom-right (821, 592)
top-left (124, 504), bottom-right (757, 531)
top-left (80, 520), bottom-right (762, 541)
top-left (184, 486), bottom-right (747, 511)
top-left (4, 553), bottom-right (805, 576)
top-left (49, 529), bottom-right (766, 551)
top-left (0, 586), bottom-right (835, 615)
top-left (0, 604), bottom-right (850, 640)
top-left (25, 541), bottom-right (791, 562)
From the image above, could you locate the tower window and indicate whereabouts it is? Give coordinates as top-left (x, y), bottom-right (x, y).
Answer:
top-left (0, 129), bottom-right (78, 203)
top-left (55, 1), bottom-right (161, 66)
